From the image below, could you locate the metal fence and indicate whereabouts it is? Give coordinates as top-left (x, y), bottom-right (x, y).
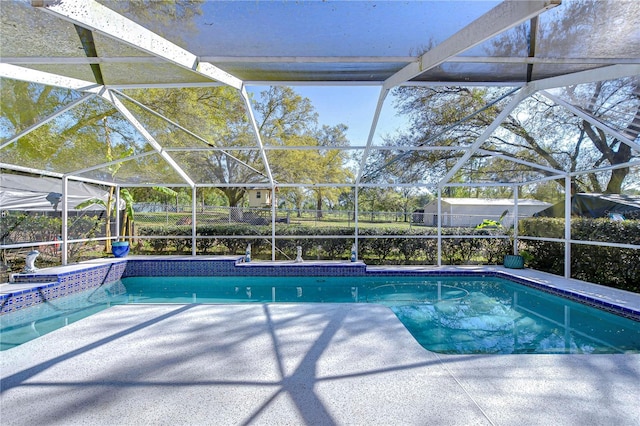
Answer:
top-left (0, 202), bottom-right (514, 280)
top-left (3, 201), bottom-right (639, 289)
top-left (133, 204), bottom-right (508, 229)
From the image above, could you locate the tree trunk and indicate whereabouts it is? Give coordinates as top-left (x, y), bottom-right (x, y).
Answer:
top-left (223, 188), bottom-right (245, 207)
top-left (316, 193), bottom-right (323, 219)
top-left (583, 120), bottom-right (635, 194)
top-left (606, 166), bottom-right (629, 194)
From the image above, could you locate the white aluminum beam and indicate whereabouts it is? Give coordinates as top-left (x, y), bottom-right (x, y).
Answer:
top-left (120, 183), bottom-right (191, 188)
top-left (69, 151), bottom-right (157, 176)
top-left (192, 186), bottom-right (197, 256)
top-left (539, 90), bottom-right (640, 153)
top-left (36, 0), bottom-right (242, 89)
top-left (1, 56), bottom-right (168, 65)
top-left (569, 160), bottom-right (640, 177)
top-left (513, 184), bottom-right (519, 254)
top-left (1, 55), bottom-right (413, 65)
top-left (437, 187), bottom-right (442, 266)
top-left (271, 182), bottom-right (277, 261)
top-left (519, 174), bottom-right (567, 186)
top-left (475, 149), bottom-right (565, 175)
top-left (112, 89), bottom-right (267, 177)
top-left (88, 82), bottom-right (225, 90)
top-left (400, 81), bottom-right (526, 88)
top-left (531, 64), bottom-right (640, 92)
top-left (103, 90), bottom-right (195, 187)
top-left (0, 163), bottom-right (63, 178)
top-left (444, 181), bottom-right (533, 188)
top-left (567, 239), bottom-right (640, 251)
top-left (273, 182), bottom-right (437, 188)
top-left (0, 63), bottom-right (102, 93)
top-left (251, 81), bottom-right (383, 87)
top-left (0, 93), bottom-right (94, 150)
top-left (445, 56), bottom-right (640, 65)
top-left (164, 145), bottom-right (459, 152)
top-left (370, 145), bottom-right (464, 152)
top-left (240, 87), bottom-right (274, 186)
top-left (354, 186), bottom-right (359, 258)
top-left (564, 175), bottom-right (572, 279)
top-left (205, 56), bottom-right (417, 64)
top-left (262, 145), bottom-right (365, 151)
top-left (63, 175), bottom-right (118, 188)
top-left (5, 55), bottom-right (638, 66)
top-left (383, 0), bottom-right (560, 90)
top-left (187, 183), bottom-right (269, 188)
top-left (355, 87), bottom-right (390, 184)
top-left (62, 176), bottom-right (69, 265)
top-left (115, 186), bottom-right (122, 241)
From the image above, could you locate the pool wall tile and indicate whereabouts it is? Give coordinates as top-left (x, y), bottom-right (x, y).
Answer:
top-left (1, 261), bottom-right (127, 315)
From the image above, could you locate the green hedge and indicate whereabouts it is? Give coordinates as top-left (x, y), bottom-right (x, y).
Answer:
top-left (137, 223), bottom-right (511, 265)
top-left (6, 215), bottom-right (633, 291)
top-left (520, 218), bottom-right (640, 292)
top-left (137, 220), bottom-right (640, 292)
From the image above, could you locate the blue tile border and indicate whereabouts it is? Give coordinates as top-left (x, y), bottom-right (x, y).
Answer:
top-left (491, 271), bottom-right (640, 321)
top-left (2, 258), bottom-right (638, 321)
top-left (364, 268), bottom-right (640, 321)
top-left (2, 261), bottom-right (127, 315)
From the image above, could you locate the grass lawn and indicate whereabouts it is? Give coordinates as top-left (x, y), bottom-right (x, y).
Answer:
top-left (135, 211), bottom-right (417, 231)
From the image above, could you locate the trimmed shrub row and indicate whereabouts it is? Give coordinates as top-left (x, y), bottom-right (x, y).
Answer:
top-left (136, 224), bottom-right (511, 265)
top-left (136, 220), bottom-right (639, 291)
top-left (520, 218), bottom-right (640, 292)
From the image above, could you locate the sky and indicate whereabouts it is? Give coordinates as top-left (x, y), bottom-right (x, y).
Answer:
top-left (248, 85), bottom-right (409, 146)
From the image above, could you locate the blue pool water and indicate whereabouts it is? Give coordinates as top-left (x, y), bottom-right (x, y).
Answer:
top-left (1, 276), bottom-right (638, 354)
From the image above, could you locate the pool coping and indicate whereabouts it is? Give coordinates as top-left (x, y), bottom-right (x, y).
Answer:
top-left (3, 258), bottom-right (639, 425)
top-left (2, 302), bottom-right (638, 425)
top-left (1, 256), bottom-right (639, 321)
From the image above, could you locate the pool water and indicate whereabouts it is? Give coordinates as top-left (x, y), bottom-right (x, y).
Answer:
top-left (1, 276), bottom-right (638, 354)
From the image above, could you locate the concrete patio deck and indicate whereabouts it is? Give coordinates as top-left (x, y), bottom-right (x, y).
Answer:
top-left (1, 302), bottom-right (639, 425)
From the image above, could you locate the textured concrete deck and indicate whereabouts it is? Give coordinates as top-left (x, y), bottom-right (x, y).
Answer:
top-left (2, 303), bottom-right (639, 425)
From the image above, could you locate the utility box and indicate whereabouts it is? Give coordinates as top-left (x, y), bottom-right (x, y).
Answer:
top-left (247, 188), bottom-right (272, 208)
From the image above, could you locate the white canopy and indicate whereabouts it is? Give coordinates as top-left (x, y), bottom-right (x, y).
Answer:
top-left (0, 173), bottom-right (121, 212)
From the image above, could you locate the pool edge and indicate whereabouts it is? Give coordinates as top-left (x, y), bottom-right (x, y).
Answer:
top-left (2, 257), bottom-right (639, 321)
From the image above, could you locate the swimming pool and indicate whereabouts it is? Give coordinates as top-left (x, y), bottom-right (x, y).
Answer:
top-left (2, 275), bottom-right (639, 354)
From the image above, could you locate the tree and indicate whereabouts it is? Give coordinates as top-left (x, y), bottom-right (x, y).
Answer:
top-left (307, 124), bottom-right (353, 218)
top-left (397, 187), bottom-right (421, 222)
top-left (251, 88), bottom-right (354, 217)
top-left (254, 86), bottom-right (318, 143)
top-left (566, 80), bottom-right (639, 193)
top-left (1, 82), bottom-right (127, 173)
top-left (380, 77), bottom-right (638, 197)
top-left (485, 0), bottom-right (640, 194)
top-left (2, 78), bottom-right (354, 210)
top-left (122, 86), bottom-right (263, 207)
top-left (370, 1), bottom-right (639, 196)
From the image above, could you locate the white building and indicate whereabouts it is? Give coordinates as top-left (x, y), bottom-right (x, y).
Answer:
top-left (247, 188), bottom-right (272, 208)
top-left (421, 198), bottom-right (551, 228)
